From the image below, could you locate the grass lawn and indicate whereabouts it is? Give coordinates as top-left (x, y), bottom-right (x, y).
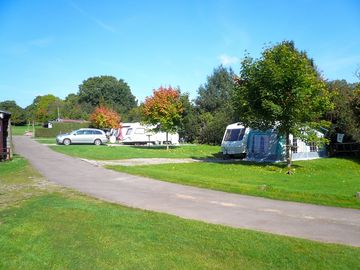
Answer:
top-left (108, 157), bottom-right (360, 209)
top-left (1, 157), bottom-right (359, 269)
top-left (49, 144), bottom-right (221, 160)
top-left (34, 137), bottom-right (57, 144)
top-left (11, 125), bottom-right (33, 136)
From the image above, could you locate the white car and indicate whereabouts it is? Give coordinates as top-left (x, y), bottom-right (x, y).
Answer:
top-left (56, 128), bottom-right (108, 146)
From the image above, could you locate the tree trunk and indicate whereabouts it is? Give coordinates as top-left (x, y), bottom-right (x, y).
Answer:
top-left (166, 132), bottom-right (169, 151)
top-left (285, 132), bottom-right (292, 174)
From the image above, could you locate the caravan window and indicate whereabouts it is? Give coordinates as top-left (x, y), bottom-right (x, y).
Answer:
top-left (126, 128), bottom-right (133, 135)
top-left (224, 128), bottom-right (245, 141)
top-left (135, 128), bottom-right (145, 134)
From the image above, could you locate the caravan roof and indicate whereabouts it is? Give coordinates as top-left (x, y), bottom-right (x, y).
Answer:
top-left (225, 122), bottom-right (245, 129)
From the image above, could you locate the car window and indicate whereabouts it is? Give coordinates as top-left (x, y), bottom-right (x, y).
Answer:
top-left (94, 130), bottom-right (102, 135)
top-left (84, 130), bottom-right (93, 135)
top-left (76, 130), bottom-right (85, 135)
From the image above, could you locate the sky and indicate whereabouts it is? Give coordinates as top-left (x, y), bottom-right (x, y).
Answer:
top-left (0, 0), bottom-right (360, 108)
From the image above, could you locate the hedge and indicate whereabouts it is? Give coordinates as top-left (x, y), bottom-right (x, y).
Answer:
top-left (35, 122), bottom-right (90, 138)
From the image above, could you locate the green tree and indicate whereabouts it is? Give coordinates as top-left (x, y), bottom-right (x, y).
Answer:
top-left (234, 41), bottom-right (333, 170)
top-left (142, 86), bottom-right (183, 150)
top-left (178, 93), bottom-right (198, 143)
top-left (0, 100), bottom-right (26, 125)
top-left (326, 80), bottom-right (360, 143)
top-left (194, 66), bottom-right (236, 144)
top-left (352, 88), bottom-right (360, 125)
top-left (78, 76), bottom-right (136, 115)
top-left (26, 95), bottom-right (63, 123)
top-left (123, 106), bottom-right (143, 123)
top-left (196, 65), bottom-right (235, 113)
top-left (62, 94), bottom-right (91, 120)
top-left (196, 111), bottom-right (230, 145)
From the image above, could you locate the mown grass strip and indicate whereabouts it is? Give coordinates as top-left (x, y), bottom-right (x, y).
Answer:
top-left (108, 157), bottom-right (360, 209)
top-left (50, 144), bottom-right (221, 160)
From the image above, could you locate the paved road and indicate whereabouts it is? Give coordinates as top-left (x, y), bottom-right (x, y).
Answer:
top-left (14, 136), bottom-right (360, 247)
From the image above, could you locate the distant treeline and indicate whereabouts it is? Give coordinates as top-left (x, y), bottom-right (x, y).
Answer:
top-left (1, 67), bottom-right (360, 144)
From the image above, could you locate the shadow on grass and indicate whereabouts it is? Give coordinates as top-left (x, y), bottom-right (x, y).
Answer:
top-left (129, 145), bottom-right (224, 158)
top-left (130, 145), bottom-right (181, 151)
top-left (330, 155), bottom-right (360, 165)
top-left (129, 145), bottom-right (302, 168)
top-left (189, 157), bottom-right (302, 169)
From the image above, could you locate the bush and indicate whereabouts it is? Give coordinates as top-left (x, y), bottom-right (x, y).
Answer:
top-left (35, 122), bottom-right (90, 137)
top-left (90, 106), bottom-right (121, 129)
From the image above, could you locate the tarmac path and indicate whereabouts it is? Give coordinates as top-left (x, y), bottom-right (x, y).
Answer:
top-left (14, 136), bottom-right (360, 247)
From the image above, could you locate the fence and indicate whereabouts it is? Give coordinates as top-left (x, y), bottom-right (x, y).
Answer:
top-left (331, 142), bottom-right (360, 156)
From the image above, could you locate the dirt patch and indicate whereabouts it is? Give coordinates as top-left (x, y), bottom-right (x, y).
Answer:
top-left (80, 158), bottom-right (243, 167)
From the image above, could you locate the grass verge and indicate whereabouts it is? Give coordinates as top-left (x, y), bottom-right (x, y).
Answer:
top-left (108, 157), bottom-right (360, 209)
top-left (11, 125), bottom-right (39, 136)
top-left (1, 157), bottom-right (359, 269)
top-left (49, 144), bottom-right (221, 160)
top-left (34, 137), bottom-right (57, 144)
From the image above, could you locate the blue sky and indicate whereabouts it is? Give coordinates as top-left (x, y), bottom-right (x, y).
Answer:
top-left (1, 0), bottom-right (359, 108)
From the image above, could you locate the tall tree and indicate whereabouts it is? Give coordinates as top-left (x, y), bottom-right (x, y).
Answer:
top-left (195, 66), bottom-right (236, 144)
top-left (196, 65), bottom-right (235, 113)
top-left (142, 86), bottom-right (183, 150)
top-left (234, 41), bottom-right (333, 170)
top-left (62, 93), bottom-right (91, 120)
top-left (26, 94), bottom-right (63, 123)
top-left (352, 88), bottom-right (360, 125)
top-left (0, 100), bottom-right (26, 125)
top-left (326, 80), bottom-right (360, 142)
top-left (78, 76), bottom-right (136, 115)
top-left (178, 93), bottom-right (198, 143)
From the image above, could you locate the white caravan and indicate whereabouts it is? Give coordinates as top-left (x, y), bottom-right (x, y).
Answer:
top-left (221, 123), bottom-right (250, 157)
top-left (221, 123), bottom-right (327, 161)
top-left (120, 122), bottom-right (179, 145)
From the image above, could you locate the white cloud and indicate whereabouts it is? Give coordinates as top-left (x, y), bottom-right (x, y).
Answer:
top-left (93, 18), bottom-right (117, 33)
top-left (69, 1), bottom-right (116, 33)
top-left (218, 54), bottom-right (239, 66)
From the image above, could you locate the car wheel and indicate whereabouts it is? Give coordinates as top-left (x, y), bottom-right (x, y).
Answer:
top-left (63, 139), bottom-right (71, 146)
top-left (94, 139), bottom-right (102, 146)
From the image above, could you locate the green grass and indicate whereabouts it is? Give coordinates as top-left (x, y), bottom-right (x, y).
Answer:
top-left (50, 144), bottom-right (221, 160)
top-left (11, 125), bottom-right (43, 136)
top-left (11, 125), bottom-right (32, 136)
top-left (1, 157), bottom-right (359, 269)
top-left (34, 137), bottom-right (57, 144)
top-left (0, 155), bottom-right (59, 210)
top-left (108, 157), bottom-right (360, 209)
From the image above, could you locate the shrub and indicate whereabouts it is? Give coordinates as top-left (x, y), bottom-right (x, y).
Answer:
top-left (90, 106), bottom-right (121, 129)
top-left (35, 122), bottom-right (90, 137)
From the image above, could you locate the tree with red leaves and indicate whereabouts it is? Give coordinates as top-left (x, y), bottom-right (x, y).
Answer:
top-left (90, 106), bottom-right (121, 129)
top-left (142, 86), bottom-right (183, 149)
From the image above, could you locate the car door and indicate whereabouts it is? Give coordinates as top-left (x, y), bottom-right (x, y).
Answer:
top-left (84, 129), bottom-right (95, 143)
top-left (73, 130), bottom-right (86, 143)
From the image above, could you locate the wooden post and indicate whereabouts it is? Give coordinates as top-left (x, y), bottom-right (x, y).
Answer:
top-left (32, 121), bottom-right (35, 138)
top-left (8, 119), bottom-right (13, 159)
